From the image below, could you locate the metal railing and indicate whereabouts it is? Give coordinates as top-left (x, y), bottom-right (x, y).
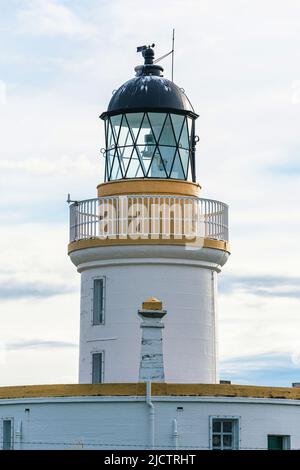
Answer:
top-left (69, 195), bottom-right (229, 243)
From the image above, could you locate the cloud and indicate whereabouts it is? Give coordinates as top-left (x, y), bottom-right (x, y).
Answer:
top-left (266, 157), bottom-right (300, 175)
top-left (0, 154), bottom-right (98, 178)
top-left (0, 280), bottom-right (75, 300)
top-left (0, 80), bottom-right (6, 105)
top-left (220, 275), bottom-right (300, 299)
top-left (5, 339), bottom-right (77, 350)
top-left (17, 0), bottom-right (96, 37)
top-left (220, 352), bottom-right (300, 387)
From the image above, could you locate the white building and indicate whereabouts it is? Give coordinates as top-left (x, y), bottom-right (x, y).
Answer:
top-left (0, 45), bottom-right (298, 451)
top-left (0, 383), bottom-right (300, 450)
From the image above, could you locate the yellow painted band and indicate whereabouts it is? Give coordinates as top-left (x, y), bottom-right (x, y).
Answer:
top-left (68, 237), bottom-right (230, 254)
top-left (97, 179), bottom-right (201, 198)
top-left (0, 383), bottom-right (299, 400)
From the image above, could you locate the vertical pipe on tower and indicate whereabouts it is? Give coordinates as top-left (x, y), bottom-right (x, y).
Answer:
top-left (172, 418), bottom-right (179, 449)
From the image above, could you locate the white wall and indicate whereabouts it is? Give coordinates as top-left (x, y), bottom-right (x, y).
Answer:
top-left (71, 245), bottom-right (229, 384)
top-left (1, 396), bottom-right (300, 450)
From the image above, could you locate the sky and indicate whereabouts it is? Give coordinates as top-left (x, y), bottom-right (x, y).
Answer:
top-left (0, 0), bottom-right (300, 387)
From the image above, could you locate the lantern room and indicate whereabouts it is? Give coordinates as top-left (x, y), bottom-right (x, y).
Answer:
top-left (100, 45), bottom-right (199, 182)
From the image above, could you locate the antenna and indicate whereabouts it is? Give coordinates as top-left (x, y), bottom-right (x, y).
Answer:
top-left (171, 28), bottom-right (175, 82)
top-left (152, 30), bottom-right (175, 81)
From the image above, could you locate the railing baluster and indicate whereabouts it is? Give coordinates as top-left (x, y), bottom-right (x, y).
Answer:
top-left (69, 195), bottom-right (229, 244)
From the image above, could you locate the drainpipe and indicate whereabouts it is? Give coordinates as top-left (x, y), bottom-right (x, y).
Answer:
top-left (172, 418), bottom-right (179, 449)
top-left (15, 420), bottom-right (22, 450)
top-left (146, 381), bottom-right (155, 450)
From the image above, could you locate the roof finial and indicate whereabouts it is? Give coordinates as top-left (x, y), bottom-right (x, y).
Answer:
top-left (137, 44), bottom-right (156, 65)
top-left (135, 44), bottom-right (163, 77)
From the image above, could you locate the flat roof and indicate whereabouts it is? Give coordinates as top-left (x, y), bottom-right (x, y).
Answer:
top-left (0, 383), bottom-right (299, 400)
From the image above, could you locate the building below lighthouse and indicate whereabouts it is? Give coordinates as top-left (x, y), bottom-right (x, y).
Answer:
top-left (0, 44), bottom-right (299, 451)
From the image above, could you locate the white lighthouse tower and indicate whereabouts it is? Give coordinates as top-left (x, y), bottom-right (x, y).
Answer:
top-left (68, 45), bottom-right (230, 384)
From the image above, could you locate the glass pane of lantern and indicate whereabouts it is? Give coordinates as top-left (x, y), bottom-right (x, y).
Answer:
top-left (110, 114), bottom-right (122, 142)
top-left (136, 145), bottom-right (157, 176)
top-left (170, 114), bottom-right (185, 142)
top-left (187, 116), bottom-right (193, 138)
top-left (137, 113), bottom-right (154, 145)
top-left (119, 146), bottom-right (133, 174)
top-left (148, 113), bottom-right (167, 141)
top-left (107, 121), bottom-right (115, 149)
top-left (137, 143), bottom-right (156, 174)
top-left (147, 149), bottom-right (167, 178)
top-left (118, 117), bottom-right (134, 147)
top-left (187, 162), bottom-right (192, 181)
top-left (110, 152), bottom-right (122, 180)
top-left (159, 114), bottom-right (176, 146)
top-left (135, 157), bottom-right (145, 177)
top-left (170, 150), bottom-right (185, 179)
top-left (179, 148), bottom-right (189, 177)
top-left (126, 113), bottom-right (144, 141)
top-left (178, 118), bottom-right (190, 149)
top-left (106, 149), bottom-right (115, 175)
top-left (159, 146), bottom-right (177, 176)
top-left (125, 149), bottom-right (144, 178)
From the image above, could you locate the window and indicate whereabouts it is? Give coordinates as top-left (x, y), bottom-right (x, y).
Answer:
top-left (210, 418), bottom-right (239, 450)
top-left (2, 419), bottom-right (13, 450)
top-left (268, 435), bottom-right (291, 450)
top-left (93, 278), bottom-right (105, 325)
top-left (92, 352), bottom-right (104, 384)
top-left (105, 112), bottom-right (195, 181)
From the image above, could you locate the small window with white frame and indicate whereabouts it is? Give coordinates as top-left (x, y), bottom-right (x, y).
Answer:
top-left (210, 416), bottom-right (239, 450)
top-left (92, 277), bottom-right (105, 325)
top-left (1, 418), bottom-right (13, 450)
top-left (92, 351), bottom-right (104, 384)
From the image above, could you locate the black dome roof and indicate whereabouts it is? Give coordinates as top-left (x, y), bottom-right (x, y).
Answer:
top-left (106, 76), bottom-right (195, 115)
top-left (100, 46), bottom-right (198, 119)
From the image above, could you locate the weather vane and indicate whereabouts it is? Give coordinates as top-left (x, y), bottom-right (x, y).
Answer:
top-left (136, 30), bottom-right (175, 81)
top-left (136, 44), bottom-right (155, 53)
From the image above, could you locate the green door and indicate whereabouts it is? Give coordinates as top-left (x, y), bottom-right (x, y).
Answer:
top-left (268, 435), bottom-right (284, 450)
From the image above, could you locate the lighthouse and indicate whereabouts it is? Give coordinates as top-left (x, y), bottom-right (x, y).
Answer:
top-left (2, 44), bottom-right (300, 453)
top-left (68, 45), bottom-right (230, 384)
